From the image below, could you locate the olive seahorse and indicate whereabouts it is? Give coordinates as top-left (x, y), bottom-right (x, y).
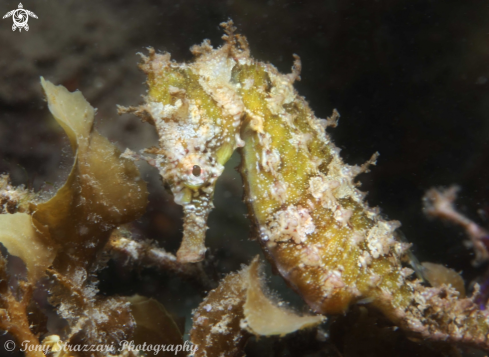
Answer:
top-left (123, 21), bottom-right (489, 349)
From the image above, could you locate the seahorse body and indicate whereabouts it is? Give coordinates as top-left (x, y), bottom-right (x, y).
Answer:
top-left (237, 62), bottom-right (414, 315)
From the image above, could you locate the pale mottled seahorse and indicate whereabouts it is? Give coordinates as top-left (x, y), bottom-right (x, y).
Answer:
top-left (120, 26), bottom-right (249, 263)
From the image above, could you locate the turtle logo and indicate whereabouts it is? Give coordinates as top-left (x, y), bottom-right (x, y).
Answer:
top-left (3, 3), bottom-right (38, 32)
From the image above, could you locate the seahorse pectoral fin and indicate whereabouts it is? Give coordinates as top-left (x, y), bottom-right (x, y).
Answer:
top-left (176, 192), bottom-right (214, 263)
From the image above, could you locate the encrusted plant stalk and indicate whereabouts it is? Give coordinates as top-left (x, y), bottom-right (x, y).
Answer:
top-left (127, 21), bottom-right (489, 349)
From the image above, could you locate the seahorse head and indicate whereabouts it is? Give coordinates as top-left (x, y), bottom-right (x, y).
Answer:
top-left (161, 143), bottom-right (224, 206)
top-left (127, 27), bottom-right (247, 262)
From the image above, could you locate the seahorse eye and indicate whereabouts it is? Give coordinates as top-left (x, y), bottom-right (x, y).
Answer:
top-left (192, 165), bottom-right (202, 177)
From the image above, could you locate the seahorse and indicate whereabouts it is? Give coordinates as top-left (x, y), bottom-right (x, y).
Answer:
top-left (125, 20), bottom-right (489, 349)
top-left (120, 28), bottom-right (249, 263)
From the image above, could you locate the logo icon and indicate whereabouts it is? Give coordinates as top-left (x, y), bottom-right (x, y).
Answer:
top-left (3, 3), bottom-right (37, 32)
